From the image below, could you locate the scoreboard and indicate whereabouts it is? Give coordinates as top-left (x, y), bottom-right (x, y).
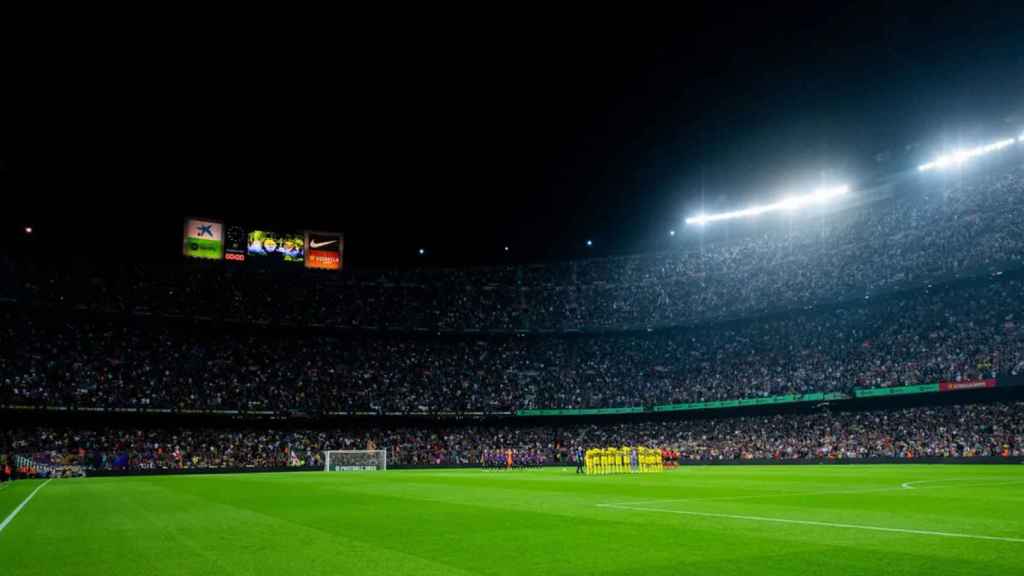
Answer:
top-left (225, 225), bottom-right (247, 262)
top-left (184, 218), bottom-right (342, 270)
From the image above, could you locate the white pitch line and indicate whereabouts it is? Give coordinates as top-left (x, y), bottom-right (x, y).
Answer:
top-left (596, 503), bottom-right (1024, 543)
top-left (600, 485), bottom-right (917, 508)
top-left (606, 477), bottom-right (1024, 507)
top-left (902, 478), bottom-right (973, 490)
top-left (902, 478), bottom-right (1024, 490)
top-left (0, 480), bottom-right (52, 535)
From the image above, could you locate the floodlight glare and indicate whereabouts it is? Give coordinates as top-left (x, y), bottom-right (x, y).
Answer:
top-left (780, 196), bottom-right (802, 211)
top-left (918, 137), bottom-right (1016, 172)
top-left (685, 184), bottom-right (849, 226)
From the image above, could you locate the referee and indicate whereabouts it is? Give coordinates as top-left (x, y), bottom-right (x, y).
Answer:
top-left (575, 447), bottom-right (584, 474)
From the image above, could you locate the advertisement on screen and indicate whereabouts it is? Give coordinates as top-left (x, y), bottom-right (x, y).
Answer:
top-left (183, 218), bottom-right (224, 260)
top-left (304, 231), bottom-right (343, 270)
top-left (247, 230), bottom-right (304, 263)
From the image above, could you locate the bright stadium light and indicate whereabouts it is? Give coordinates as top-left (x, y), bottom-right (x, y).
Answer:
top-left (918, 137), bottom-right (1016, 172)
top-left (685, 184), bottom-right (849, 225)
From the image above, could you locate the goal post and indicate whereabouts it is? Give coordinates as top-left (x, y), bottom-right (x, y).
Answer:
top-left (323, 450), bottom-right (387, 472)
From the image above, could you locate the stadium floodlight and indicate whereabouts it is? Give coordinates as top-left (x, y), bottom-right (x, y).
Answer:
top-left (685, 185), bottom-right (849, 226)
top-left (669, 229), bottom-right (676, 237)
top-left (917, 137), bottom-right (1016, 172)
top-left (418, 248), bottom-right (425, 255)
top-left (586, 239), bottom-right (593, 247)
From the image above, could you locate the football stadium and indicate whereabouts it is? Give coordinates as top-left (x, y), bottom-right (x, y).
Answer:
top-left (3, 7), bottom-right (1024, 575)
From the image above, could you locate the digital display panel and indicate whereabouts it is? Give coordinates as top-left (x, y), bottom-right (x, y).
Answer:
top-left (225, 225), bottom-right (247, 262)
top-left (305, 231), bottom-right (343, 270)
top-left (247, 230), bottom-right (304, 263)
top-left (183, 218), bottom-right (224, 260)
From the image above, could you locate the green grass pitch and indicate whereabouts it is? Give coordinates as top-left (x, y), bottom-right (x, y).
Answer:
top-left (1, 465), bottom-right (1022, 575)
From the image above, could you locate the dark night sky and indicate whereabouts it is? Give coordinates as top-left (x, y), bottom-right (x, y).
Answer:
top-left (5, 3), bottom-right (1024, 269)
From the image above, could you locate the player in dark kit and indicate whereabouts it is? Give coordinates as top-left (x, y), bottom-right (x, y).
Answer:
top-left (575, 447), bottom-right (584, 474)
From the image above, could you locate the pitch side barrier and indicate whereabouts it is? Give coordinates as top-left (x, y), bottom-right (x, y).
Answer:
top-left (681, 456), bottom-right (1024, 466)
top-left (81, 463), bottom-right (575, 477)
top-left (77, 457), bottom-right (1024, 478)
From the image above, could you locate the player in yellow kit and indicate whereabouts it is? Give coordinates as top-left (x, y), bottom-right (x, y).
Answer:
top-left (581, 446), bottom-right (666, 475)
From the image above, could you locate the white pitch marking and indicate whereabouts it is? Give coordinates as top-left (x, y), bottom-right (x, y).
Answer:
top-left (600, 485), bottom-right (912, 508)
top-left (605, 477), bottom-right (1024, 508)
top-left (902, 478), bottom-right (958, 490)
top-left (596, 503), bottom-right (1024, 543)
top-left (0, 479), bottom-right (52, 535)
top-left (901, 478), bottom-right (1024, 490)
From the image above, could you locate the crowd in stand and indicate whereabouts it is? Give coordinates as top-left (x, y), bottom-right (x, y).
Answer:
top-left (3, 159), bottom-right (1024, 473)
top-left (4, 402), bottom-right (1021, 472)
top-left (5, 163), bottom-right (1024, 333)
top-left (3, 276), bottom-right (1022, 412)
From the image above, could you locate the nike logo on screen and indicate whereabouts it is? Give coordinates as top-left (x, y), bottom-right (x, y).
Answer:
top-left (310, 240), bottom-right (338, 248)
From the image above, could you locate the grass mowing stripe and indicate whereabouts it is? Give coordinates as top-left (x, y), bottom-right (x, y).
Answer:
top-left (597, 503), bottom-right (1024, 543)
top-left (0, 480), bottom-right (51, 535)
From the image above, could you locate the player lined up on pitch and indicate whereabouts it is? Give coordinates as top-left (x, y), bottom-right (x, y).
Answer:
top-left (582, 447), bottom-right (664, 475)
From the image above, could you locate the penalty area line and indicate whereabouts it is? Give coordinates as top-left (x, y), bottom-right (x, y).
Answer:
top-left (596, 503), bottom-right (1024, 544)
top-left (0, 479), bottom-right (52, 535)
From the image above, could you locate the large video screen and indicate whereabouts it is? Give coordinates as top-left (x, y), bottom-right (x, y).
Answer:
top-left (305, 231), bottom-right (344, 270)
top-left (183, 218), bottom-right (224, 260)
top-left (247, 230), bottom-right (304, 263)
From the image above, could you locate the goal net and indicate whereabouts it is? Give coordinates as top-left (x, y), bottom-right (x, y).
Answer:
top-left (324, 450), bottom-right (387, 472)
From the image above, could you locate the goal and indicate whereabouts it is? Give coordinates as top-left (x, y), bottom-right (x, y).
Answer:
top-left (323, 449), bottom-right (387, 472)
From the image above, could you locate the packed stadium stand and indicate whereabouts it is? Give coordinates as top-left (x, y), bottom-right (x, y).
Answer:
top-left (2, 274), bottom-right (1022, 414)
top-left (3, 157), bottom-right (1024, 474)
top-left (6, 402), bottom-right (1024, 472)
